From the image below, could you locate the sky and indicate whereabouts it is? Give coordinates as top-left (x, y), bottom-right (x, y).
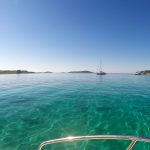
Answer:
top-left (0, 0), bottom-right (150, 73)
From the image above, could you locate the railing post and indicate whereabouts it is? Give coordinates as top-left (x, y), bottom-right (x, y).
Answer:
top-left (126, 140), bottom-right (137, 150)
top-left (38, 144), bottom-right (43, 150)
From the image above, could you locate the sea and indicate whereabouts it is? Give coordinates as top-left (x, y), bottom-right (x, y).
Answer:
top-left (0, 73), bottom-right (150, 150)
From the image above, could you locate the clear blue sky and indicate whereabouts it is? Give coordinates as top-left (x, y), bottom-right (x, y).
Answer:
top-left (0, 0), bottom-right (150, 73)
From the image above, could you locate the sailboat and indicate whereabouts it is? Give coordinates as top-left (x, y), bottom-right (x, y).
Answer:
top-left (97, 61), bottom-right (106, 75)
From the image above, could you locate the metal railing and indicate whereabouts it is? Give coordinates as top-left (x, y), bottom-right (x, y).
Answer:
top-left (38, 135), bottom-right (150, 150)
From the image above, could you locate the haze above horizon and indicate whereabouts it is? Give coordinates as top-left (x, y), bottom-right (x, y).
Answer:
top-left (0, 0), bottom-right (150, 73)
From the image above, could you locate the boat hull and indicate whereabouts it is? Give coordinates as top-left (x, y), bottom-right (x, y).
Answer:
top-left (97, 72), bottom-right (106, 75)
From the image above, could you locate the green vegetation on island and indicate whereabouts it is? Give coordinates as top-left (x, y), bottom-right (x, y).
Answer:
top-left (135, 70), bottom-right (150, 75)
top-left (0, 70), bottom-right (34, 74)
top-left (68, 70), bottom-right (93, 73)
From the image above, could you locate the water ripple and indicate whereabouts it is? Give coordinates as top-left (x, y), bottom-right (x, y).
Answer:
top-left (0, 73), bottom-right (150, 149)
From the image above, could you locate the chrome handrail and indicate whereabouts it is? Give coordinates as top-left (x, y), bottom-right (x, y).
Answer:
top-left (38, 135), bottom-right (150, 150)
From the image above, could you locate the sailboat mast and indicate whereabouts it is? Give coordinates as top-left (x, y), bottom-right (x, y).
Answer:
top-left (100, 60), bottom-right (102, 72)
top-left (96, 60), bottom-right (106, 75)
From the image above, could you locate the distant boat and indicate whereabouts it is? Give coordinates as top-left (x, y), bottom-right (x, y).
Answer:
top-left (97, 61), bottom-right (106, 75)
top-left (97, 71), bottom-right (106, 75)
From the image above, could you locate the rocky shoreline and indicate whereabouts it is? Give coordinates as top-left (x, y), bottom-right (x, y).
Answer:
top-left (135, 70), bottom-right (150, 75)
top-left (0, 70), bottom-right (34, 74)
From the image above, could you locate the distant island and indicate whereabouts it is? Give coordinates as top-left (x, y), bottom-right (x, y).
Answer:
top-left (68, 70), bottom-right (93, 73)
top-left (0, 70), bottom-right (34, 74)
top-left (135, 70), bottom-right (150, 75)
top-left (44, 71), bottom-right (53, 73)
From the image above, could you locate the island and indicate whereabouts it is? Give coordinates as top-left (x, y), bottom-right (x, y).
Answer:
top-left (68, 70), bottom-right (93, 73)
top-left (0, 70), bottom-right (35, 74)
top-left (44, 71), bottom-right (53, 73)
top-left (135, 70), bottom-right (150, 75)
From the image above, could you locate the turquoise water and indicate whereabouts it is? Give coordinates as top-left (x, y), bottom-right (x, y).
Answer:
top-left (0, 73), bottom-right (150, 150)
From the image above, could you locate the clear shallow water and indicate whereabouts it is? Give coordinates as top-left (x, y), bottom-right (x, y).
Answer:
top-left (0, 73), bottom-right (150, 150)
